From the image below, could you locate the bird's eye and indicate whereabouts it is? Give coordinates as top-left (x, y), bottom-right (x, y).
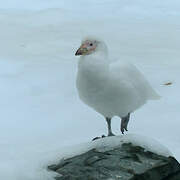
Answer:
top-left (89, 43), bottom-right (93, 46)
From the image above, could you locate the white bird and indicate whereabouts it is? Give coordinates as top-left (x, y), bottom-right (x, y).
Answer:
top-left (75, 37), bottom-right (160, 136)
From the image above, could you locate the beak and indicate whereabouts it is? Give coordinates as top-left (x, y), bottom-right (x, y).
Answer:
top-left (75, 45), bottom-right (88, 56)
top-left (75, 48), bottom-right (82, 56)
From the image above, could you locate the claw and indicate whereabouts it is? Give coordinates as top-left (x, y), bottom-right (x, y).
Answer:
top-left (92, 137), bottom-right (100, 141)
top-left (121, 121), bottom-right (125, 134)
top-left (92, 134), bottom-right (106, 141)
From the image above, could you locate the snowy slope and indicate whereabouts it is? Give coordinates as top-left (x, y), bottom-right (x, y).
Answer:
top-left (0, 0), bottom-right (180, 179)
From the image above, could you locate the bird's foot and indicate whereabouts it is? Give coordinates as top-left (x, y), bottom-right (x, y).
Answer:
top-left (92, 133), bottom-right (116, 141)
top-left (121, 127), bottom-right (128, 134)
top-left (92, 135), bottom-right (106, 141)
top-left (121, 113), bottom-right (130, 134)
top-left (121, 121), bottom-right (128, 134)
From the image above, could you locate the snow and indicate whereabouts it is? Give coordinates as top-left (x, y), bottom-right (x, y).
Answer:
top-left (1, 134), bottom-right (171, 180)
top-left (0, 0), bottom-right (180, 180)
top-left (70, 134), bottom-right (172, 158)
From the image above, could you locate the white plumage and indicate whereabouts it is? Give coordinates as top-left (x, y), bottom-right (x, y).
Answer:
top-left (75, 37), bottom-right (160, 136)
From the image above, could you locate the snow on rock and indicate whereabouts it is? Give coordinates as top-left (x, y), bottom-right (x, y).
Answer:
top-left (15, 134), bottom-right (172, 180)
top-left (49, 134), bottom-right (172, 162)
top-left (2, 134), bottom-right (171, 180)
top-left (48, 142), bottom-right (179, 180)
top-left (46, 134), bottom-right (173, 180)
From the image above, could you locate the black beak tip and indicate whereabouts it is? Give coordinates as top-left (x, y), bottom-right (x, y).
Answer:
top-left (75, 51), bottom-right (79, 56)
top-left (75, 50), bottom-right (81, 56)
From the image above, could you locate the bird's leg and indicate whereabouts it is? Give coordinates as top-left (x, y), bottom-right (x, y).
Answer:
top-left (106, 117), bottom-right (115, 136)
top-left (92, 117), bottom-right (114, 141)
top-left (124, 113), bottom-right (130, 131)
top-left (120, 113), bottom-right (130, 134)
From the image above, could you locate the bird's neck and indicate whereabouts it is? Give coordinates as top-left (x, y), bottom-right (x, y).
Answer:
top-left (95, 41), bottom-right (108, 57)
top-left (78, 52), bottom-right (109, 83)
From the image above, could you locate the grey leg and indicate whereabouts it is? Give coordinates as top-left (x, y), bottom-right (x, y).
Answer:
top-left (92, 117), bottom-right (115, 141)
top-left (106, 117), bottom-right (115, 136)
top-left (120, 113), bottom-right (130, 134)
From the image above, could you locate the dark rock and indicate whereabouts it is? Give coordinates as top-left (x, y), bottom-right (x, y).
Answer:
top-left (48, 143), bottom-right (180, 180)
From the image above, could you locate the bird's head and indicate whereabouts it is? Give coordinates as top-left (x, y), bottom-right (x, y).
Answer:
top-left (75, 37), bottom-right (108, 56)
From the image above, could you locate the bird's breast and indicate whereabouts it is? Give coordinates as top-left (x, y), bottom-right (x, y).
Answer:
top-left (76, 61), bottom-right (110, 110)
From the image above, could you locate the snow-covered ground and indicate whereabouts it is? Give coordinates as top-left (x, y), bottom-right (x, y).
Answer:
top-left (0, 0), bottom-right (180, 179)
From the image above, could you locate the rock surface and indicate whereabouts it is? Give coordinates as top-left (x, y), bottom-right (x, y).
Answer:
top-left (48, 143), bottom-right (180, 180)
